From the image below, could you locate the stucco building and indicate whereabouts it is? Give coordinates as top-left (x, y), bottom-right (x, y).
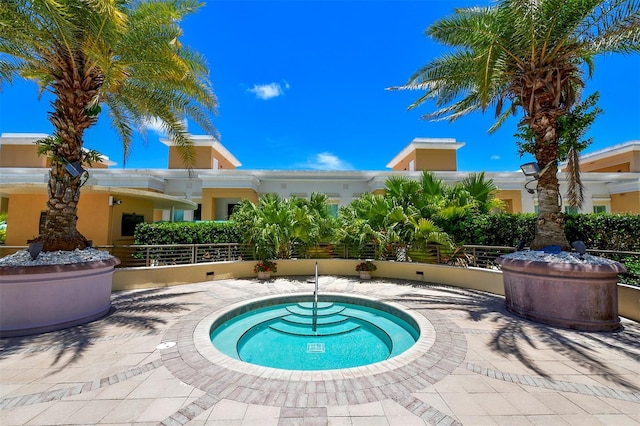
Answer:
top-left (1, 133), bottom-right (638, 247)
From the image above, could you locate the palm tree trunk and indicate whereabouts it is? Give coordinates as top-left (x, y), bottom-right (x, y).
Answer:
top-left (33, 53), bottom-right (101, 251)
top-left (38, 163), bottom-right (88, 251)
top-left (529, 113), bottom-right (570, 251)
top-left (531, 161), bottom-right (569, 250)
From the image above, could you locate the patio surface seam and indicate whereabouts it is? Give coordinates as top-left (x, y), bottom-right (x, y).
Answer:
top-left (464, 362), bottom-right (640, 403)
top-left (0, 359), bottom-right (162, 409)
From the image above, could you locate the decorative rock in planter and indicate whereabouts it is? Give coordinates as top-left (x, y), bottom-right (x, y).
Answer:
top-left (497, 252), bottom-right (626, 331)
top-left (0, 256), bottom-right (120, 337)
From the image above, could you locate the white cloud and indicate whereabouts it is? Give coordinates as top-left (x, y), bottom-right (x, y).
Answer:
top-left (248, 82), bottom-right (288, 100)
top-left (141, 117), bottom-right (188, 136)
top-left (142, 117), bottom-right (166, 135)
top-left (306, 152), bottom-right (353, 170)
top-left (490, 155), bottom-right (501, 160)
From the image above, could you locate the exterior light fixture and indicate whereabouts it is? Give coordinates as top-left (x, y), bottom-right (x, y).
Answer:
top-left (524, 180), bottom-right (536, 194)
top-left (65, 161), bottom-right (89, 186)
top-left (520, 162), bottom-right (540, 178)
top-left (65, 161), bottom-right (86, 177)
top-left (521, 162), bottom-right (540, 194)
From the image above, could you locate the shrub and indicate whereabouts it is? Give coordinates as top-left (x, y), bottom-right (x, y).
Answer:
top-left (134, 221), bottom-right (242, 245)
top-left (254, 260), bottom-right (277, 273)
top-left (564, 214), bottom-right (640, 251)
top-left (438, 213), bottom-right (640, 251)
top-left (437, 213), bottom-right (536, 247)
top-left (355, 260), bottom-right (377, 271)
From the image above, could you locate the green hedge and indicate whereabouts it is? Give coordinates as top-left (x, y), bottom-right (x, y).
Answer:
top-left (134, 221), bottom-right (242, 245)
top-left (134, 214), bottom-right (640, 252)
top-left (438, 213), bottom-right (640, 251)
top-left (563, 214), bottom-right (640, 252)
top-left (437, 213), bottom-right (536, 248)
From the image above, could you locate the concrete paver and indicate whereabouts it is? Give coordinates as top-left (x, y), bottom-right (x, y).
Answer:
top-left (1, 276), bottom-right (639, 425)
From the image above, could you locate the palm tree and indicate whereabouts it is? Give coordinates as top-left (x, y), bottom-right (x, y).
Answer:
top-left (393, 0), bottom-right (640, 249)
top-left (0, 0), bottom-right (217, 251)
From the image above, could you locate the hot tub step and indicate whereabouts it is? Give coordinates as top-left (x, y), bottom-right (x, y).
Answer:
top-left (270, 321), bottom-right (360, 336)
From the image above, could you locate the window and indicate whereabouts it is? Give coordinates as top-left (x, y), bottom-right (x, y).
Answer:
top-left (194, 204), bottom-right (202, 221)
top-left (593, 205), bottom-right (607, 214)
top-left (564, 206), bottom-right (579, 214)
top-left (121, 213), bottom-right (144, 236)
top-left (173, 210), bottom-right (184, 222)
top-left (327, 204), bottom-right (339, 217)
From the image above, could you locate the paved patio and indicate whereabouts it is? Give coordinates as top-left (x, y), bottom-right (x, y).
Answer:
top-left (1, 275), bottom-right (639, 425)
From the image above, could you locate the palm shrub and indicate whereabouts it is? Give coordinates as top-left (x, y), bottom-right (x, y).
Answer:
top-left (337, 188), bottom-right (456, 263)
top-left (0, 0), bottom-right (217, 251)
top-left (393, 0), bottom-right (640, 250)
top-left (407, 218), bottom-right (455, 264)
top-left (230, 193), bottom-right (337, 261)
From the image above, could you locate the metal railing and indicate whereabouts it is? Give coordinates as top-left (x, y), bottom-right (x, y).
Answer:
top-left (2, 243), bottom-right (638, 286)
top-left (108, 243), bottom-right (246, 268)
top-left (454, 245), bottom-right (517, 268)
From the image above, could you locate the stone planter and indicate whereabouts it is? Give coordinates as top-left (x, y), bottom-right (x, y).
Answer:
top-left (359, 271), bottom-right (372, 280)
top-left (496, 255), bottom-right (626, 331)
top-left (0, 257), bottom-right (120, 337)
top-left (257, 271), bottom-right (271, 280)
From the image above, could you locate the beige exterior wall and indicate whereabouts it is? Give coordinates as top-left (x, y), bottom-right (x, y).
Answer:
top-left (610, 191), bottom-right (640, 214)
top-left (495, 190), bottom-right (523, 213)
top-left (108, 195), bottom-right (156, 244)
top-left (578, 151), bottom-right (637, 173)
top-left (77, 193), bottom-right (111, 246)
top-left (4, 194), bottom-right (48, 245)
top-left (168, 146), bottom-right (237, 170)
top-left (391, 151), bottom-right (416, 171)
top-left (0, 145), bottom-right (48, 168)
top-left (201, 188), bottom-right (258, 221)
top-left (415, 149), bottom-right (457, 171)
top-left (4, 192), bottom-right (155, 246)
top-left (390, 149), bottom-right (458, 172)
top-left (0, 145), bottom-right (110, 169)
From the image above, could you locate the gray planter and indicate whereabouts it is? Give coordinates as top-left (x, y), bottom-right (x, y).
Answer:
top-left (496, 255), bottom-right (626, 331)
top-left (0, 257), bottom-right (120, 337)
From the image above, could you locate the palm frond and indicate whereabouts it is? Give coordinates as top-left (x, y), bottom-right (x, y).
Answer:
top-left (565, 145), bottom-right (585, 208)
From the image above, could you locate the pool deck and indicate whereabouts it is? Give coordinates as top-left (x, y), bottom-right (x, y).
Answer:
top-left (1, 276), bottom-right (639, 425)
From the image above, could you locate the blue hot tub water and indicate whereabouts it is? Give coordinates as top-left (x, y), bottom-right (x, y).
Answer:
top-left (210, 300), bottom-right (419, 370)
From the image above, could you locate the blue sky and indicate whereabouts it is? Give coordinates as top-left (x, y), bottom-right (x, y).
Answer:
top-left (1, 0), bottom-right (639, 172)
